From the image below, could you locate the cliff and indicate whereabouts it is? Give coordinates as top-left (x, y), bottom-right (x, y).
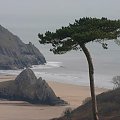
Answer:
top-left (0, 25), bottom-right (46, 69)
top-left (52, 88), bottom-right (120, 120)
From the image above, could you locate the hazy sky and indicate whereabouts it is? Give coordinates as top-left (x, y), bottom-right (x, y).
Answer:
top-left (0, 0), bottom-right (120, 43)
top-left (0, 0), bottom-right (120, 76)
top-left (0, 0), bottom-right (120, 18)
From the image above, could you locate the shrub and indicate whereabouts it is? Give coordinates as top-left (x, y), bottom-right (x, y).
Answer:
top-left (112, 76), bottom-right (120, 89)
top-left (62, 107), bottom-right (72, 120)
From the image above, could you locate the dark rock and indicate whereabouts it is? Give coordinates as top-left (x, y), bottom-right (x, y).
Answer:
top-left (0, 68), bottom-right (67, 105)
top-left (0, 25), bottom-right (46, 70)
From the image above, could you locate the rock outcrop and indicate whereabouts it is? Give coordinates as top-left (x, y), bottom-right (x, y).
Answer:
top-left (0, 25), bottom-right (46, 70)
top-left (0, 68), bottom-right (66, 105)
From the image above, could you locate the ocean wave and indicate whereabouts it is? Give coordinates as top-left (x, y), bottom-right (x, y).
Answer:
top-left (0, 61), bottom-right (62, 75)
top-left (0, 70), bottom-right (21, 75)
top-left (0, 61), bottom-right (114, 89)
top-left (32, 61), bottom-right (62, 69)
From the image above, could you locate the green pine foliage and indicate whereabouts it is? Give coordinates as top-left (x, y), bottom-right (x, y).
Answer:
top-left (38, 17), bottom-right (120, 54)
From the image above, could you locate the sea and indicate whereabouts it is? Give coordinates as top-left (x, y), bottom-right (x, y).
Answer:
top-left (0, 39), bottom-right (120, 89)
top-left (0, 15), bottom-right (120, 89)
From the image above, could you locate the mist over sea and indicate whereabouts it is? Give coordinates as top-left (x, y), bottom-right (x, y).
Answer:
top-left (0, 38), bottom-right (120, 89)
top-left (0, 10), bottom-right (120, 89)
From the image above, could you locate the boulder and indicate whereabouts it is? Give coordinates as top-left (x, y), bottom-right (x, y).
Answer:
top-left (0, 25), bottom-right (46, 70)
top-left (0, 68), bottom-right (66, 105)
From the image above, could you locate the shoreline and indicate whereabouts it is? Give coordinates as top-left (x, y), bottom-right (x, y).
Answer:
top-left (0, 74), bottom-right (108, 120)
top-left (0, 73), bottom-right (110, 89)
top-left (48, 81), bottom-right (107, 107)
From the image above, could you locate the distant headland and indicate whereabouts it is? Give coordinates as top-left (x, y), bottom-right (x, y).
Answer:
top-left (0, 25), bottom-right (46, 70)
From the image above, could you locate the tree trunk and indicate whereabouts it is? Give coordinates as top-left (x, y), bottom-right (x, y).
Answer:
top-left (80, 44), bottom-right (99, 120)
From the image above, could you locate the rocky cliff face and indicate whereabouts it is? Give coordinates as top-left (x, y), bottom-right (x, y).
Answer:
top-left (0, 69), bottom-right (66, 105)
top-left (0, 25), bottom-right (46, 69)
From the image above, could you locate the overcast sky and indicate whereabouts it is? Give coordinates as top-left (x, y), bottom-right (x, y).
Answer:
top-left (0, 0), bottom-right (120, 18)
top-left (0, 0), bottom-right (120, 43)
top-left (0, 0), bottom-right (120, 63)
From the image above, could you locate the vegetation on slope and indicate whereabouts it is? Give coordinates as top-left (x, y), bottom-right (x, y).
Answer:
top-left (52, 88), bottom-right (120, 120)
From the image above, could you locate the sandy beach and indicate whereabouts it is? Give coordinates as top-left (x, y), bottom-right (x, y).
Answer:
top-left (0, 75), bottom-right (107, 120)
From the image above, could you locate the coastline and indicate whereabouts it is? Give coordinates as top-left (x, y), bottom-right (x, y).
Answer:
top-left (0, 74), bottom-right (107, 120)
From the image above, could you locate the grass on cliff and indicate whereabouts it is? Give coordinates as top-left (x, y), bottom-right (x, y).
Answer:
top-left (52, 87), bottom-right (120, 120)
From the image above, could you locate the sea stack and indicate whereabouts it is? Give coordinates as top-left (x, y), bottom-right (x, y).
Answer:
top-left (0, 68), bottom-right (66, 105)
